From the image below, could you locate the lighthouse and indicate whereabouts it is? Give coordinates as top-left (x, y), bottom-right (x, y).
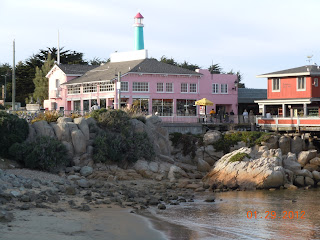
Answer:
top-left (133, 12), bottom-right (144, 50)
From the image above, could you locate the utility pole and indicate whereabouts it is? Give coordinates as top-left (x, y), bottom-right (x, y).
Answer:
top-left (117, 72), bottom-right (121, 109)
top-left (12, 39), bottom-right (16, 111)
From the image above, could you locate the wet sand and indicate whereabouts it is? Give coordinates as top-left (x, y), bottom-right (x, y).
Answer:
top-left (0, 205), bottom-right (167, 240)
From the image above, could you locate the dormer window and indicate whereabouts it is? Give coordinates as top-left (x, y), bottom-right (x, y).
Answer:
top-left (272, 78), bottom-right (280, 92)
top-left (297, 77), bottom-right (306, 91)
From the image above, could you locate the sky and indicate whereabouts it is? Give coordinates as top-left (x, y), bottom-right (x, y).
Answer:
top-left (1, 0), bottom-right (320, 89)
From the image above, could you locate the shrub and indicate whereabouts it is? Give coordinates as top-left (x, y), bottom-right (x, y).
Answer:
top-left (0, 105), bottom-right (5, 110)
top-left (229, 152), bottom-right (251, 163)
top-left (9, 136), bottom-right (70, 172)
top-left (31, 111), bottom-right (62, 123)
top-left (0, 111), bottom-right (29, 157)
top-left (93, 130), bottom-right (154, 164)
top-left (213, 131), bottom-right (272, 153)
top-left (89, 108), bottom-right (108, 121)
top-left (169, 132), bottom-right (202, 159)
top-left (97, 110), bottom-right (131, 133)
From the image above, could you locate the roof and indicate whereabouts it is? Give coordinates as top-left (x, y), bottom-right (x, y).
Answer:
top-left (135, 13), bottom-right (144, 18)
top-left (257, 65), bottom-right (320, 78)
top-left (63, 58), bottom-right (202, 85)
top-left (238, 88), bottom-right (267, 103)
top-left (57, 64), bottom-right (98, 75)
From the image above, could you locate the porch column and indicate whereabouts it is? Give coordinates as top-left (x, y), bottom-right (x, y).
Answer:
top-left (262, 104), bottom-right (266, 117)
top-left (282, 104), bottom-right (286, 117)
top-left (303, 103), bottom-right (307, 116)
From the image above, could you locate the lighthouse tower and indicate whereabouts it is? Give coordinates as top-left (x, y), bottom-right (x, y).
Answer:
top-left (133, 12), bottom-right (144, 50)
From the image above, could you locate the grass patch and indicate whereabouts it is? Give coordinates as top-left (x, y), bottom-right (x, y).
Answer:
top-left (229, 152), bottom-right (251, 163)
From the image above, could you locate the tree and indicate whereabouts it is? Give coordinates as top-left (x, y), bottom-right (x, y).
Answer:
top-left (0, 64), bottom-right (11, 101)
top-left (35, 47), bottom-right (87, 65)
top-left (236, 71), bottom-right (245, 88)
top-left (160, 56), bottom-right (177, 66)
top-left (89, 57), bottom-right (109, 65)
top-left (32, 54), bottom-right (54, 105)
top-left (178, 61), bottom-right (200, 71)
top-left (208, 63), bottom-right (223, 74)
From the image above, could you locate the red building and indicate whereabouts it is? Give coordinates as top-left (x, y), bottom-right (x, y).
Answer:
top-left (255, 65), bottom-right (320, 117)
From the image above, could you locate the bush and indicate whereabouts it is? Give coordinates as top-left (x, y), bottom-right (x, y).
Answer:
top-left (213, 131), bottom-right (271, 154)
top-left (97, 110), bottom-right (131, 133)
top-left (31, 111), bottom-right (62, 123)
top-left (0, 111), bottom-right (29, 157)
top-left (9, 136), bottom-right (70, 173)
top-left (229, 153), bottom-right (251, 163)
top-left (89, 108), bottom-right (108, 121)
top-left (93, 130), bottom-right (154, 164)
top-left (169, 132), bottom-right (202, 159)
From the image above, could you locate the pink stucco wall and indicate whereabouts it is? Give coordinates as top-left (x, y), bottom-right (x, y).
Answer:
top-left (44, 67), bottom-right (238, 122)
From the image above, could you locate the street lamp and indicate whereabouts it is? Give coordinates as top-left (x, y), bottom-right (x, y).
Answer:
top-left (232, 80), bottom-right (238, 91)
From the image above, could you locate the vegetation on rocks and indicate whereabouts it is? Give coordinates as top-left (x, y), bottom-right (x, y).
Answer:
top-left (9, 136), bottom-right (70, 173)
top-left (229, 153), bottom-right (251, 163)
top-left (170, 132), bottom-right (203, 159)
top-left (93, 109), bottom-right (154, 165)
top-left (0, 111), bottom-right (29, 157)
top-left (31, 110), bottom-right (62, 123)
top-left (213, 131), bottom-right (272, 153)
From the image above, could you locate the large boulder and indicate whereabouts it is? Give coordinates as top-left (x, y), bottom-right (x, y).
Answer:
top-left (203, 147), bottom-right (285, 190)
top-left (305, 176), bottom-right (314, 186)
top-left (283, 152), bottom-right (301, 172)
top-left (57, 117), bottom-right (73, 124)
top-left (312, 171), bottom-right (320, 181)
top-left (203, 130), bottom-right (221, 145)
top-left (294, 176), bottom-right (305, 187)
top-left (310, 157), bottom-right (320, 166)
top-left (80, 166), bottom-right (93, 177)
top-left (32, 120), bottom-right (55, 138)
top-left (26, 124), bottom-right (37, 142)
top-left (71, 130), bottom-right (87, 154)
top-left (279, 136), bottom-right (291, 155)
top-left (294, 169), bottom-right (313, 179)
top-left (262, 135), bottom-right (279, 150)
top-left (195, 145), bottom-right (222, 165)
top-left (74, 117), bottom-right (90, 141)
top-left (291, 136), bottom-right (303, 154)
top-left (167, 165), bottom-right (188, 182)
top-left (197, 158), bottom-right (211, 172)
top-left (50, 122), bottom-right (71, 142)
top-left (297, 150), bottom-right (317, 167)
top-left (62, 141), bottom-right (74, 159)
top-left (130, 119), bottom-right (145, 133)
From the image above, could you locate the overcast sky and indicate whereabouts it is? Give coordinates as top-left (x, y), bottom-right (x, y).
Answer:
top-left (1, 0), bottom-right (320, 88)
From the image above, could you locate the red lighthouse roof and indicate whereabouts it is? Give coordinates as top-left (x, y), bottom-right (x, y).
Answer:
top-left (134, 12), bottom-right (144, 19)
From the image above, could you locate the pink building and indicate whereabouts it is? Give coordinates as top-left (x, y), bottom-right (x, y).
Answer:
top-left (44, 13), bottom-right (238, 123)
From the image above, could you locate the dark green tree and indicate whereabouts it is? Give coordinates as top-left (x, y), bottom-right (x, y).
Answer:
top-left (35, 47), bottom-right (87, 65)
top-left (32, 54), bottom-right (55, 105)
top-left (208, 63), bottom-right (223, 74)
top-left (178, 61), bottom-right (200, 71)
top-left (160, 56), bottom-right (177, 66)
top-left (227, 69), bottom-right (245, 88)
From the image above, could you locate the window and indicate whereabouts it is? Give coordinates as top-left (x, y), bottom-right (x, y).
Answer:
top-left (181, 83), bottom-right (188, 93)
top-left (190, 83), bottom-right (197, 93)
top-left (152, 99), bottom-right (173, 116)
top-left (133, 82), bottom-right (149, 92)
top-left (297, 77), bottom-right (306, 90)
top-left (157, 83), bottom-right (164, 92)
top-left (132, 98), bottom-right (149, 113)
top-left (212, 83), bottom-right (219, 94)
top-left (83, 83), bottom-right (97, 93)
top-left (121, 82), bottom-right (129, 92)
top-left (177, 99), bottom-right (197, 116)
top-left (166, 83), bottom-right (173, 92)
top-left (221, 84), bottom-right (228, 94)
top-left (73, 100), bottom-right (80, 111)
top-left (100, 83), bottom-right (114, 92)
top-left (67, 85), bottom-right (81, 94)
top-left (314, 78), bottom-right (319, 87)
top-left (272, 78), bottom-right (280, 91)
top-left (83, 100), bottom-right (89, 111)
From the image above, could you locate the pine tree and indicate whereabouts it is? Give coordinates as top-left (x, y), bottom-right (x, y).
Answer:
top-left (32, 54), bottom-right (54, 105)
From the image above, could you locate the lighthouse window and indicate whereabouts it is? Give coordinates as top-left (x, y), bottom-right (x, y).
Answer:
top-left (133, 82), bottom-right (149, 92)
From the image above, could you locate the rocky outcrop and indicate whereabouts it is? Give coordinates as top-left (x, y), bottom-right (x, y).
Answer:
top-left (297, 150), bottom-right (317, 167)
top-left (203, 130), bottom-right (221, 145)
top-left (279, 136), bottom-right (291, 155)
top-left (32, 120), bottom-right (55, 138)
top-left (73, 117), bottom-right (90, 141)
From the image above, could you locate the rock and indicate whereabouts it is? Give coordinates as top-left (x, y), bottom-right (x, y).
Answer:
top-left (203, 130), bottom-right (221, 145)
top-left (294, 169), bottom-right (313, 179)
top-left (74, 117), bottom-right (90, 141)
top-left (20, 203), bottom-right (30, 210)
top-left (26, 124), bottom-right (37, 142)
top-left (283, 153), bottom-right (301, 172)
top-left (204, 196), bottom-right (215, 202)
top-left (262, 135), bottom-right (279, 149)
top-left (157, 204), bottom-right (166, 210)
top-left (197, 159), bottom-right (211, 172)
top-left (303, 163), bottom-right (319, 172)
top-left (50, 122), bottom-right (71, 142)
top-left (291, 136), bottom-right (303, 155)
top-left (65, 186), bottom-right (77, 195)
top-left (294, 176), bottom-right (304, 187)
top-left (283, 183), bottom-right (298, 190)
top-left (185, 183), bottom-right (203, 189)
top-left (71, 130), bottom-right (87, 154)
top-left (312, 171), bottom-right (320, 181)
top-left (297, 150), bottom-right (317, 167)
top-left (203, 147), bottom-right (286, 190)
top-left (80, 166), bottom-right (93, 177)
top-left (77, 179), bottom-right (90, 188)
top-left (310, 157), bottom-right (320, 166)
top-left (133, 160), bottom-right (150, 177)
top-left (80, 204), bottom-right (91, 211)
top-left (305, 177), bottom-right (314, 186)
top-left (10, 190), bottom-right (21, 198)
top-left (145, 115), bottom-right (162, 126)
top-left (57, 117), bottom-right (73, 123)
top-left (130, 119), bottom-right (145, 133)
top-left (149, 162), bottom-right (159, 173)
top-left (32, 120), bottom-right (55, 138)
top-left (62, 141), bottom-right (74, 159)
top-left (167, 166), bottom-right (188, 182)
top-left (279, 136), bottom-right (291, 155)
top-left (0, 210), bottom-right (14, 222)
top-left (158, 154), bottom-right (174, 163)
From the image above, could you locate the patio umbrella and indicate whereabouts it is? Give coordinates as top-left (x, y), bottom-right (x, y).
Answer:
top-left (195, 98), bottom-right (213, 106)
